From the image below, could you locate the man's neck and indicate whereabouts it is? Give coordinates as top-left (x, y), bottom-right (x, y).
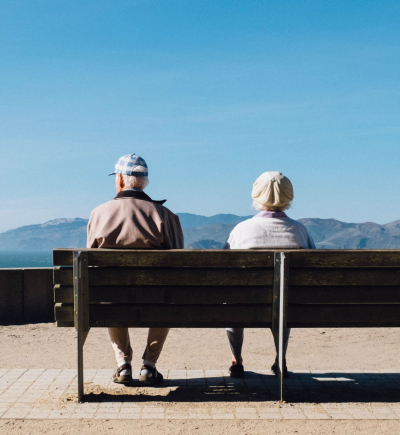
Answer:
top-left (115, 189), bottom-right (167, 205)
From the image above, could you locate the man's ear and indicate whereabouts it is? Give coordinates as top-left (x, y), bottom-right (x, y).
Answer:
top-left (120, 174), bottom-right (125, 188)
top-left (117, 173), bottom-right (125, 190)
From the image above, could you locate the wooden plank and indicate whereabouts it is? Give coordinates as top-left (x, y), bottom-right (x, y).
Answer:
top-left (54, 267), bottom-right (274, 286)
top-left (53, 267), bottom-right (61, 286)
top-left (54, 249), bottom-right (400, 268)
top-left (290, 268), bottom-right (400, 286)
top-left (288, 250), bottom-right (400, 268)
top-left (54, 285), bottom-right (68, 302)
top-left (288, 286), bottom-right (400, 304)
top-left (54, 285), bottom-right (400, 305)
top-left (55, 304), bottom-right (400, 328)
top-left (287, 304), bottom-right (400, 327)
top-left (56, 321), bottom-right (74, 327)
top-left (55, 303), bottom-right (73, 321)
top-left (53, 249), bottom-right (275, 268)
top-left (54, 285), bottom-right (273, 304)
top-left (55, 304), bottom-right (273, 327)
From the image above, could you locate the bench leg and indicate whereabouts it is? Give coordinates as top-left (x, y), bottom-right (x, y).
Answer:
top-left (272, 252), bottom-right (289, 402)
top-left (74, 251), bottom-right (90, 403)
top-left (77, 328), bottom-right (88, 402)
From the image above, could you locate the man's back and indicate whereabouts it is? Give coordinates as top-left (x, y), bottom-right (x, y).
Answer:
top-left (87, 153), bottom-right (183, 386)
top-left (87, 190), bottom-right (183, 250)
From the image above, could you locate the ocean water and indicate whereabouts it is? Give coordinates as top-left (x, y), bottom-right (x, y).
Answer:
top-left (0, 251), bottom-right (53, 268)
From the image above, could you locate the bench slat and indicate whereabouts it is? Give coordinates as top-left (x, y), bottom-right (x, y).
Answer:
top-left (54, 267), bottom-right (400, 286)
top-left (290, 268), bottom-right (400, 286)
top-left (56, 321), bottom-right (74, 327)
top-left (54, 267), bottom-right (274, 286)
top-left (55, 303), bottom-right (400, 327)
top-left (54, 285), bottom-right (272, 304)
top-left (53, 249), bottom-right (400, 268)
top-left (288, 251), bottom-right (400, 268)
top-left (287, 304), bottom-right (400, 327)
top-left (289, 286), bottom-right (400, 304)
top-left (54, 285), bottom-right (400, 305)
top-left (55, 303), bottom-right (273, 327)
top-left (53, 249), bottom-right (275, 268)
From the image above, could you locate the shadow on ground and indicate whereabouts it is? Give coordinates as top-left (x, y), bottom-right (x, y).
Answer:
top-left (80, 371), bottom-right (400, 404)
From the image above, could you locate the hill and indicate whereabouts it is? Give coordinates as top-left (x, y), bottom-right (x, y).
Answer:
top-left (299, 218), bottom-right (400, 249)
top-left (0, 215), bottom-right (399, 251)
top-left (177, 213), bottom-right (253, 228)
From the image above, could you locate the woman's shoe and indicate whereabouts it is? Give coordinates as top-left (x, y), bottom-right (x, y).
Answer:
top-left (229, 364), bottom-right (244, 378)
top-left (271, 362), bottom-right (289, 378)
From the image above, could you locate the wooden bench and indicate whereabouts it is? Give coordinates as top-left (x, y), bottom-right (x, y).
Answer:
top-left (53, 248), bottom-right (400, 402)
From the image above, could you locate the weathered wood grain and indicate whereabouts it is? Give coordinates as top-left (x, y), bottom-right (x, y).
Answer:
top-left (287, 304), bottom-right (400, 327)
top-left (53, 249), bottom-right (400, 331)
top-left (53, 249), bottom-right (400, 268)
top-left (53, 249), bottom-right (275, 268)
top-left (55, 267), bottom-right (400, 286)
top-left (54, 284), bottom-right (400, 305)
top-left (55, 303), bottom-right (273, 328)
top-left (54, 285), bottom-right (272, 304)
top-left (288, 250), bottom-right (400, 268)
top-left (288, 286), bottom-right (400, 304)
top-left (54, 303), bottom-right (72, 321)
top-left (54, 267), bottom-right (274, 286)
top-left (56, 321), bottom-right (74, 327)
top-left (289, 268), bottom-right (400, 286)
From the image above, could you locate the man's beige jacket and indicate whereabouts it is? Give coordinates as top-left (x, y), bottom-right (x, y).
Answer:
top-left (87, 190), bottom-right (184, 249)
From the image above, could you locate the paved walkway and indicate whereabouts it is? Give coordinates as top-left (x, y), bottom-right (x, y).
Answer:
top-left (1, 369), bottom-right (400, 420)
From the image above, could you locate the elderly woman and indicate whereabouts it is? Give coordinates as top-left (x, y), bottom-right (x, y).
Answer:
top-left (224, 171), bottom-right (315, 379)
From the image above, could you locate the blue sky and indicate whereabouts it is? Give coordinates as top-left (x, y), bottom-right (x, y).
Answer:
top-left (0, 0), bottom-right (399, 232)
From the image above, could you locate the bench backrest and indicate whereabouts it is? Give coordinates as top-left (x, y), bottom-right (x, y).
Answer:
top-left (53, 249), bottom-right (400, 329)
top-left (285, 250), bottom-right (400, 327)
top-left (54, 249), bottom-right (276, 328)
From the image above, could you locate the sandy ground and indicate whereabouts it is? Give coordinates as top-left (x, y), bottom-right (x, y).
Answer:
top-left (1, 420), bottom-right (400, 435)
top-left (0, 324), bottom-right (399, 371)
top-left (1, 324), bottom-right (399, 434)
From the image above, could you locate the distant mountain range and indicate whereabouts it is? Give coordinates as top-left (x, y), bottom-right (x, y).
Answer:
top-left (0, 213), bottom-right (399, 251)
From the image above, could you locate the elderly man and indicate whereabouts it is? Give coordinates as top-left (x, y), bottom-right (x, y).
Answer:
top-left (87, 154), bottom-right (184, 385)
top-left (224, 171), bottom-right (315, 379)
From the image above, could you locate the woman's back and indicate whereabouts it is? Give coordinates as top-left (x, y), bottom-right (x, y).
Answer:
top-left (225, 212), bottom-right (315, 250)
top-left (223, 170), bottom-right (314, 379)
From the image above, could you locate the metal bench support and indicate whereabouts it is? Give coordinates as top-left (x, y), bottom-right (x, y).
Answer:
top-left (272, 252), bottom-right (289, 402)
top-left (73, 251), bottom-right (90, 403)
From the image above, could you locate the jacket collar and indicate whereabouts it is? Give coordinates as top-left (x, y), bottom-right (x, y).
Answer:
top-left (115, 190), bottom-right (166, 205)
top-left (254, 211), bottom-right (288, 218)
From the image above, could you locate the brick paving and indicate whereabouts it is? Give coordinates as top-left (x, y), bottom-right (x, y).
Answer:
top-left (0, 368), bottom-right (399, 420)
